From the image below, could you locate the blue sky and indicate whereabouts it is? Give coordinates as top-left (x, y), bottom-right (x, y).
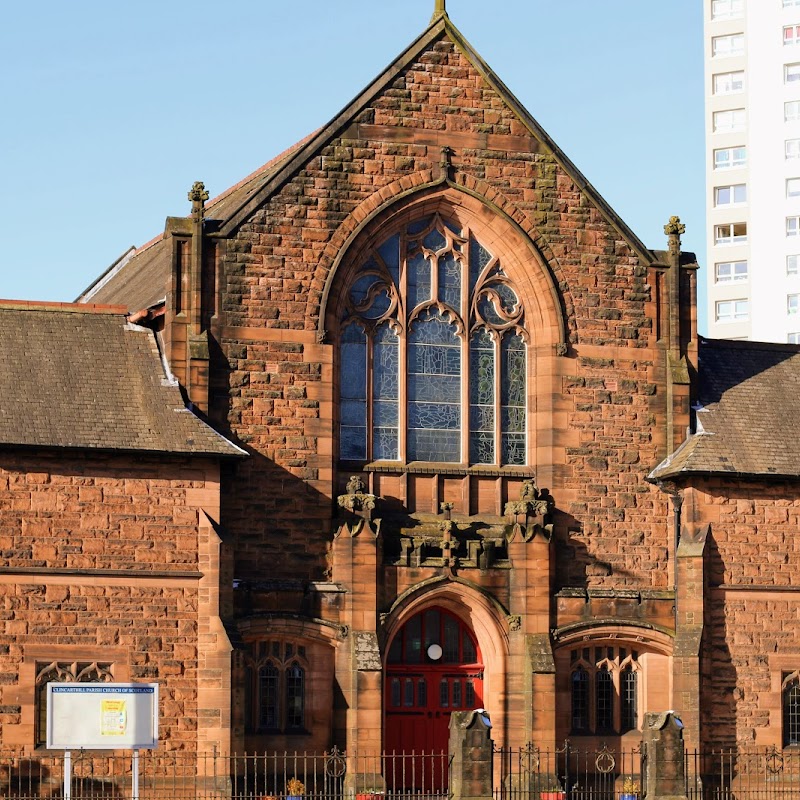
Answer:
top-left (0, 0), bottom-right (705, 328)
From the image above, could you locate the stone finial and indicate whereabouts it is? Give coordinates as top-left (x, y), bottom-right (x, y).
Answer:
top-left (664, 215), bottom-right (685, 256)
top-left (431, 0), bottom-right (447, 22)
top-left (337, 475), bottom-right (376, 520)
top-left (188, 181), bottom-right (209, 219)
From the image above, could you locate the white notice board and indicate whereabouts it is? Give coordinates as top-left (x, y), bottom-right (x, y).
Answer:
top-left (46, 683), bottom-right (159, 750)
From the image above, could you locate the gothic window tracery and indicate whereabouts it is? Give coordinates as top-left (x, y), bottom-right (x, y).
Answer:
top-left (245, 640), bottom-right (307, 734)
top-left (35, 660), bottom-right (114, 747)
top-left (569, 646), bottom-right (640, 734)
top-left (339, 214), bottom-right (527, 465)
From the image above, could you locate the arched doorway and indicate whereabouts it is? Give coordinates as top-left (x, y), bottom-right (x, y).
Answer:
top-left (384, 606), bottom-right (484, 756)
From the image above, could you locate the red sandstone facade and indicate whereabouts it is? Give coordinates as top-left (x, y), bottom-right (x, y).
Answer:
top-left (2, 6), bottom-right (798, 761)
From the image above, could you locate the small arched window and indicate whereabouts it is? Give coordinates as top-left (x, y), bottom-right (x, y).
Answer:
top-left (339, 215), bottom-right (526, 465)
top-left (568, 646), bottom-right (642, 734)
top-left (783, 673), bottom-right (800, 746)
top-left (245, 641), bottom-right (308, 735)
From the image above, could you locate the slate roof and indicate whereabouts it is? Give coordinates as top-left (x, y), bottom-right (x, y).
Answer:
top-left (0, 303), bottom-right (245, 458)
top-left (650, 337), bottom-right (800, 480)
top-left (77, 132), bottom-right (317, 311)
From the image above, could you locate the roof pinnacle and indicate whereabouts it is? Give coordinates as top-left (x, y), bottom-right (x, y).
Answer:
top-left (431, 0), bottom-right (447, 22)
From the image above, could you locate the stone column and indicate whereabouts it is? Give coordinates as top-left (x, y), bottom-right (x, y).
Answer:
top-left (643, 712), bottom-right (688, 800)
top-left (449, 709), bottom-right (493, 800)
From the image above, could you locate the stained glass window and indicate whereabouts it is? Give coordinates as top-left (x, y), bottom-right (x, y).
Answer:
top-left (339, 214), bottom-right (526, 465)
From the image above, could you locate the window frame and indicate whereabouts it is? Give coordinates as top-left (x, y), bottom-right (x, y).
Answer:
top-left (789, 294), bottom-right (800, 316)
top-left (711, 0), bottom-right (743, 19)
top-left (715, 299), bottom-right (750, 323)
top-left (784, 673), bottom-right (800, 747)
top-left (714, 222), bottom-right (748, 245)
top-left (337, 214), bottom-right (528, 468)
top-left (714, 146), bottom-right (747, 170)
top-left (788, 254), bottom-right (800, 275)
top-left (568, 646), bottom-right (641, 736)
top-left (713, 109), bottom-right (746, 133)
top-left (715, 260), bottom-right (748, 283)
top-left (35, 660), bottom-right (114, 748)
top-left (788, 216), bottom-right (800, 237)
top-left (245, 640), bottom-right (308, 735)
top-left (786, 63), bottom-right (800, 84)
top-left (713, 71), bottom-right (745, 95)
top-left (786, 25), bottom-right (800, 46)
top-left (712, 33), bottom-right (745, 58)
top-left (714, 183), bottom-right (747, 206)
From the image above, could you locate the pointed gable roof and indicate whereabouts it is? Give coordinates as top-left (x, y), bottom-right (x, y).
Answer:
top-left (215, 12), bottom-right (655, 263)
top-left (79, 9), bottom-right (658, 312)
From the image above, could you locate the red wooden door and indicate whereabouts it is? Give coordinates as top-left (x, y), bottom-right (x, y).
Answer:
top-left (384, 608), bottom-right (483, 790)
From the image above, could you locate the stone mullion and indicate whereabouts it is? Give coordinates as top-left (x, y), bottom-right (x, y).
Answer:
top-left (366, 332), bottom-right (375, 462)
top-left (399, 233), bottom-right (409, 465)
top-left (494, 332), bottom-right (502, 466)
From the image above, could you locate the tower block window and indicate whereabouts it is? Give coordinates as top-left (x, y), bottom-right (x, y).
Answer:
top-left (339, 215), bottom-right (527, 466)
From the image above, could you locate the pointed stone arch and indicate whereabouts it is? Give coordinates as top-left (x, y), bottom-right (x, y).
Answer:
top-left (381, 576), bottom-right (514, 745)
top-left (319, 177), bottom-right (569, 354)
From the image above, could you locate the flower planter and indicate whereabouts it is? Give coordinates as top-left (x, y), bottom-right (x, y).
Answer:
top-left (540, 793), bottom-right (566, 800)
top-left (287, 795), bottom-right (303, 800)
top-left (356, 794), bottom-right (383, 800)
top-left (620, 795), bottom-right (638, 800)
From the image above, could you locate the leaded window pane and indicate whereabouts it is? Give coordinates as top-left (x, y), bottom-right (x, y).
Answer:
top-left (452, 680), bottom-right (462, 708)
top-left (465, 680), bottom-right (475, 708)
top-left (408, 217), bottom-right (431, 235)
top-left (621, 668), bottom-right (637, 732)
top-left (404, 678), bottom-right (414, 707)
top-left (438, 252), bottom-right (461, 309)
top-left (418, 679), bottom-right (427, 707)
top-left (462, 631), bottom-right (476, 663)
top-left (444, 616), bottom-right (459, 662)
top-left (440, 679), bottom-right (449, 708)
top-left (596, 667), bottom-right (614, 731)
top-left (391, 677), bottom-right (401, 707)
top-left (470, 239), bottom-right (493, 291)
top-left (571, 668), bottom-right (589, 732)
top-left (286, 664), bottom-right (305, 730)
top-left (424, 228), bottom-right (447, 251)
top-left (377, 234), bottom-right (401, 286)
top-left (470, 329), bottom-right (495, 464)
top-left (340, 325), bottom-right (367, 460)
top-left (259, 663), bottom-right (279, 730)
top-left (501, 333), bottom-right (526, 465)
top-left (407, 252), bottom-right (431, 309)
top-left (408, 311), bottom-right (461, 462)
top-left (350, 271), bottom-right (390, 318)
top-left (340, 219), bottom-right (526, 466)
top-left (785, 679), bottom-right (800, 746)
top-left (373, 324), bottom-right (399, 460)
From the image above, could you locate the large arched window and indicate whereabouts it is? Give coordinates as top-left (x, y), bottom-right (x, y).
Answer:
top-left (339, 215), bottom-right (527, 465)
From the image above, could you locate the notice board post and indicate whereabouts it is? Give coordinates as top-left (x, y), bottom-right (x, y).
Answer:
top-left (47, 683), bottom-right (159, 800)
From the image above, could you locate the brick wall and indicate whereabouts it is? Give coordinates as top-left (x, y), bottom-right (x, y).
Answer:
top-left (0, 450), bottom-right (228, 752)
top-left (687, 478), bottom-right (800, 747)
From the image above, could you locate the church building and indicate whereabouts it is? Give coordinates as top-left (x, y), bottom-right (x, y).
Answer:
top-left (1, 1), bottom-right (799, 762)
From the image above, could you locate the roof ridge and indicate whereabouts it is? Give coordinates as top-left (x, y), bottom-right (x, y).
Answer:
top-left (0, 300), bottom-right (129, 315)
